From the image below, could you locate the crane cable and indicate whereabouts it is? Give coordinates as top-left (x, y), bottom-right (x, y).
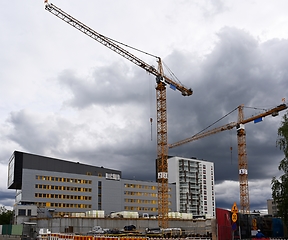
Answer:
top-left (198, 105), bottom-right (271, 163)
top-left (162, 61), bottom-right (183, 86)
top-left (105, 35), bottom-right (157, 141)
top-left (193, 106), bottom-right (239, 138)
top-left (104, 35), bottom-right (159, 59)
top-left (106, 35), bottom-right (182, 86)
top-left (149, 76), bottom-right (153, 141)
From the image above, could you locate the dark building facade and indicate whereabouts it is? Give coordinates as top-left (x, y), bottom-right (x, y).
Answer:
top-left (8, 151), bottom-right (176, 217)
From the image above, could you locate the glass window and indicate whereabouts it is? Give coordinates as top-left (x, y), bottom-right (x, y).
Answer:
top-left (18, 209), bottom-right (26, 216)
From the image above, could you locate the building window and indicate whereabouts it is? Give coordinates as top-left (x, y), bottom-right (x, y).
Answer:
top-left (18, 209), bottom-right (26, 216)
top-left (98, 181), bottom-right (102, 210)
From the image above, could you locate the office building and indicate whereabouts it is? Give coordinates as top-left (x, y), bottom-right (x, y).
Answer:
top-left (267, 199), bottom-right (278, 217)
top-left (168, 156), bottom-right (215, 217)
top-left (8, 151), bottom-right (176, 219)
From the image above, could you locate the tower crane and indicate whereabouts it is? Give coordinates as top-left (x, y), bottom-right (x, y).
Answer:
top-left (169, 103), bottom-right (287, 213)
top-left (45, 2), bottom-right (193, 227)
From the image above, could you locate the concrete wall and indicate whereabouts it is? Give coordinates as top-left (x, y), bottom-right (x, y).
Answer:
top-left (0, 236), bottom-right (21, 240)
top-left (34, 217), bottom-right (215, 236)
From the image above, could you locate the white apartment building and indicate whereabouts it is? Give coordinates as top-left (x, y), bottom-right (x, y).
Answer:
top-left (168, 156), bottom-right (215, 217)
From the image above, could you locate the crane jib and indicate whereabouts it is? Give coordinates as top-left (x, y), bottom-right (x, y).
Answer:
top-left (170, 84), bottom-right (176, 91)
top-left (45, 2), bottom-right (193, 97)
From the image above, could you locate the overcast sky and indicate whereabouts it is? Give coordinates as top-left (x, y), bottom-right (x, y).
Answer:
top-left (1, 0), bottom-right (288, 213)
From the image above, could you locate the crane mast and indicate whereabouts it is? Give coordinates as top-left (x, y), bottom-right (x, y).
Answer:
top-left (45, 2), bottom-right (193, 228)
top-left (237, 105), bottom-right (249, 213)
top-left (169, 103), bottom-right (287, 213)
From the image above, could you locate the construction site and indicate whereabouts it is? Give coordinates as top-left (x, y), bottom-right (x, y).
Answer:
top-left (1, 1), bottom-right (288, 240)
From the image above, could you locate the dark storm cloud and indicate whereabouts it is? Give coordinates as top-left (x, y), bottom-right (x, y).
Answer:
top-left (167, 27), bottom-right (288, 189)
top-left (58, 61), bottom-right (151, 109)
top-left (3, 26), bottom-right (288, 211)
top-left (0, 190), bottom-right (15, 207)
top-left (6, 110), bottom-right (79, 155)
top-left (11, 26), bottom-right (286, 187)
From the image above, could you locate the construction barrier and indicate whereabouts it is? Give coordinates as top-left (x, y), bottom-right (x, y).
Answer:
top-left (48, 233), bottom-right (60, 240)
top-left (40, 234), bottom-right (214, 240)
top-left (58, 234), bottom-right (74, 240)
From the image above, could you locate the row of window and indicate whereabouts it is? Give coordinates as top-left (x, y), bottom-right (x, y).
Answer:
top-left (124, 206), bottom-right (159, 212)
top-left (18, 209), bottom-right (32, 216)
top-left (36, 175), bottom-right (92, 184)
top-left (179, 188), bottom-right (214, 194)
top-left (203, 164), bottom-right (214, 169)
top-left (36, 202), bottom-right (91, 208)
top-left (202, 179), bottom-right (214, 185)
top-left (49, 202), bottom-right (92, 208)
top-left (124, 184), bottom-right (159, 190)
top-left (35, 184), bottom-right (92, 192)
top-left (202, 168), bottom-right (214, 174)
top-left (124, 191), bottom-right (159, 197)
top-left (35, 193), bottom-right (92, 201)
top-left (124, 199), bottom-right (158, 204)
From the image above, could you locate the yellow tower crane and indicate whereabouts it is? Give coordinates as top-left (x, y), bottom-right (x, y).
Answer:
top-left (45, 2), bottom-right (193, 228)
top-left (169, 103), bottom-right (287, 213)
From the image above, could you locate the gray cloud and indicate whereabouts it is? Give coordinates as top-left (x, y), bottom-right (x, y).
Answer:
top-left (58, 61), bottom-right (150, 109)
top-left (2, 22), bottom-right (288, 212)
top-left (166, 27), bottom-right (288, 210)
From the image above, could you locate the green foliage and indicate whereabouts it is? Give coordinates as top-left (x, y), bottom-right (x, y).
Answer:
top-left (0, 206), bottom-right (13, 225)
top-left (277, 113), bottom-right (288, 157)
top-left (272, 112), bottom-right (288, 227)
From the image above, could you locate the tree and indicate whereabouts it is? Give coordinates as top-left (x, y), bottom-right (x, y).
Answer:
top-left (0, 206), bottom-right (13, 225)
top-left (271, 112), bottom-right (288, 227)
